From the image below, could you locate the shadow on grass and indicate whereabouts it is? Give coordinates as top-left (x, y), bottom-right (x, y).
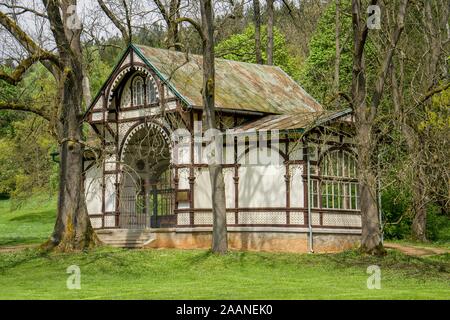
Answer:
top-left (8, 209), bottom-right (56, 223)
top-left (0, 237), bottom-right (45, 246)
top-left (0, 249), bottom-right (51, 274)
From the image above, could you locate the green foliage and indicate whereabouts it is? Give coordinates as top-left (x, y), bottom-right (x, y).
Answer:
top-left (0, 116), bottom-right (58, 202)
top-left (382, 185), bottom-right (413, 240)
top-left (216, 25), bottom-right (301, 80)
top-left (427, 205), bottom-right (450, 243)
top-left (300, 0), bottom-right (376, 105)
top-left (84, 47), bottom-right (115, 101)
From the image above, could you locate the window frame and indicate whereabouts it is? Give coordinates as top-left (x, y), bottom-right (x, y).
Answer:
top-left (318, 150), bottom-right (360, 211)
top-left (132, 75), bottom-right (145, 106)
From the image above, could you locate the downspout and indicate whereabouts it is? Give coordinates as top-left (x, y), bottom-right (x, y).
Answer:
top-left (307, 147), bottom-right (314, 253)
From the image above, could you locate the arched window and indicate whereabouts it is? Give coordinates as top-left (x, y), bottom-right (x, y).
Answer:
top-left (132, 76), bottom-right (144, 106)
top-left (319, 150), bottom-right (359, 210)
top-left (147, 77), bottom-right (157, 104)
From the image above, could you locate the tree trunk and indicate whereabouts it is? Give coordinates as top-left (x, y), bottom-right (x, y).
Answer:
top-left (411, 172), bottom-right (427, 241)
top-left (252, 0), bottom-right (263, 64)
top-left (358, 123), bottom-right (384, 254)
top-left (200, 0), bottom-right (228, 254)
top-left (44, 65), bottom-right (98, 251)
top-left (266, 0), bottom-right (274, 65)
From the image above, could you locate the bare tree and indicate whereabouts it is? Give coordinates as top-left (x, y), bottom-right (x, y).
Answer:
top-left (97, 0), bottom-right (132, 44)
top-left (389, 0), bottom-right (450, 241)
top-left (351, 0), bottom-right (409, 255)
top-left (153, 0), bottom-right (182, 50)
top-left (0, 1), bottom-right (98, 251)
top-left (171, 1), bottom-right (228, 253)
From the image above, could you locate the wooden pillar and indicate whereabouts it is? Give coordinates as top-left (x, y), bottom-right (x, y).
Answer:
top-left (285, 162), bottom-right (291, 225)
top-left (234, 164), bottom-right (239, 225)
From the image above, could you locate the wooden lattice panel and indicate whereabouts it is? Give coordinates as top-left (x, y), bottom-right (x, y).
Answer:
top-left (194, 212), bottom-right (213, 225)
top-left (104, 215), bottom-right (116, 228)
top-left (90, 217), bottom-right (102, 229)
top-left (322, 213), bottom-right (362, 228)
top-left (238, 212), bottom-right (287, 225)
top-left (193, 212), bottom-right (235, 225)
top-left (312, 213), bottom-right (321, 225)
top-left (290, 212), bottom-right (305, 225)
top-left (177, 213), bottom-right (190, 225)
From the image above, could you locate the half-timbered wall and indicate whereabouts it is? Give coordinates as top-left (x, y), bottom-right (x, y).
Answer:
top-left (84, 47), bottom-right (362, 233)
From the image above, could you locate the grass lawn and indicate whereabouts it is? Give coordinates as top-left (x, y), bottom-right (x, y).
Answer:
top-left (0, 198), bottom-right (449, 300)
top-left (0, 197), bottom-right (56, 246)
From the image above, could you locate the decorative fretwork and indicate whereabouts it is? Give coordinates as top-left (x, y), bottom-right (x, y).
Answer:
top-left (290, 212), bottom-right (305, 225)
top-left (177, 213), bottom-right (190, 225)
top-left (322, 213), bottom-right (362, 228)
top-left (89, 217), bottom-right (102, 229)
top-left (238, 212), bottom-right (287, 225)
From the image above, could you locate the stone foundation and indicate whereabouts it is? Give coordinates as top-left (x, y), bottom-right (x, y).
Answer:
top-left (144, 228), bottom-right (361, 253)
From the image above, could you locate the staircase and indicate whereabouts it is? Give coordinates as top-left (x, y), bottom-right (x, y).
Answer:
top-left (96, 229), bottom-right (155, 248)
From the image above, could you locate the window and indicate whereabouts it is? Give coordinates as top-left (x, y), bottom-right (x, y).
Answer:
top-left (320, 150), bottom-right (359, 210)
top-left (132, 76), bottom-right (144, 106)
top-left (311, 179), bottom-right (320, 208)
top-left (147, 77), bottom-right (157, 104)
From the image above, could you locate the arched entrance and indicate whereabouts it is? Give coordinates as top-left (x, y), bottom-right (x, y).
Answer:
top-left (119, 122), bottom-right (175, 229)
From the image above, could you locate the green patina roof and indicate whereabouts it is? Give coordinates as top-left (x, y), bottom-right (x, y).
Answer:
top-left (134, 45), bottom-right (323, 114)
top-left (231, 108), bottom-right (353, 132)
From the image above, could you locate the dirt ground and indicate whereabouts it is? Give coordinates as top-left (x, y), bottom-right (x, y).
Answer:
top-left (384, 242), bottom-right (450, 257)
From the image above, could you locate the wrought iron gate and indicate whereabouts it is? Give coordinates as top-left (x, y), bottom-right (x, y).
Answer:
top-left (119, 169), bottom-right (175, 229)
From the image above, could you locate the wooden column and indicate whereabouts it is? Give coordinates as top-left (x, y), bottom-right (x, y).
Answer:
top-left (285, 162), bottom-right (291, 225)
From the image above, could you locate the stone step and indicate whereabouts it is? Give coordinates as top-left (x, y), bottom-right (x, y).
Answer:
top-left (99, 236), bottom-right (154, 242)
top-left (96, 229), bottom-right (155, 248)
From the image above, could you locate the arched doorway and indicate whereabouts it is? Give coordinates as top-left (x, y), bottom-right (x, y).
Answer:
top-left (119, 123), bottom-right (175, 229)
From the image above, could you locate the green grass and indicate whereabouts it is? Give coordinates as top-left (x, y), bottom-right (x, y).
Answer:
top-left (0, 247), bottom-right (448, 299)
top-left (0, 198), bottom-right (449, 299)
top-left (0, 197), bottom-right (56, 246)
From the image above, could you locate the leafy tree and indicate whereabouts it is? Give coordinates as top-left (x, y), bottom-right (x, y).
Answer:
top-left (216, 25), bottom-right (301, 80)
top-left (300, 0), bottom-right (376, 105)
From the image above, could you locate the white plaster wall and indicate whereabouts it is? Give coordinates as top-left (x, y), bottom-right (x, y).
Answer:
top-left (104, 174), bottom-right (117, 212)
top-left (178, 168), bottom-right (190, 189)
top-left (194, 169), bottom-right (211, 208)
top-left (84, 163), bottom-right (102, 215)
top-left (290, 164), bottom-right (304, 208)
top-left (238, 164), bottom-right (286, 208)
top-left (194, 168), bottom-right (235, 209)
top-left (236, 147), bottom-right (286, 208)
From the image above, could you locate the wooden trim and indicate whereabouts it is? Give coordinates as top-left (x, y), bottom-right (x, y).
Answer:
top-left (285, 162), bottom-right (291, 224)
top-left (176, 224), bottom-right (362, 230)
top-left (174, 207), bottom-right (360, 214)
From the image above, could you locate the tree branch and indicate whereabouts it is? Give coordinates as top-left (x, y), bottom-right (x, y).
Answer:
top-left (174, 17), bottom-right (205, 42)
top-left (0, 3), bottom-right (48, 19)
top-left (0, 101), bottom-right (50, 121)
top-left (97, 0), bottom-right (130, 43)
top-left (0, 52), bottom-right (61, 85)
top-left (416, 81), bottom-right (450, 107)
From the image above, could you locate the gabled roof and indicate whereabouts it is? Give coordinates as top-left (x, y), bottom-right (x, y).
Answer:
top-left (133, 45), bottom-right (323, 114)
top-left (231, 108), bottom-right (353, 133)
